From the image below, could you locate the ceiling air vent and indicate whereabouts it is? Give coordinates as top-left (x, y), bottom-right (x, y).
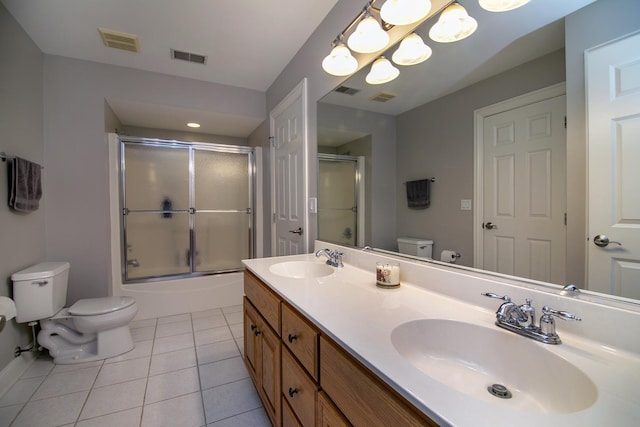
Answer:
top-left (171, 49), bottom-right (207, 65)
top-left (334, 85), bottom-right (360, 96)
top-left (98, 28), bottom-right (140, 53)
top-left (370, 92), bottom-right (396, 102)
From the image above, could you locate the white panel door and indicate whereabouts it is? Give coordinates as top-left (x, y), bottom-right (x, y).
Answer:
top-left (482, 95), bottom-right (566, 283)
top-left (270, 80), bottom-right (308, 256)
top-left (586, 32), bottom-right (640, 299)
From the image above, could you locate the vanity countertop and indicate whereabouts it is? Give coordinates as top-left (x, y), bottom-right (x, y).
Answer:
top-left (242, 246), bottom-right (640, 426)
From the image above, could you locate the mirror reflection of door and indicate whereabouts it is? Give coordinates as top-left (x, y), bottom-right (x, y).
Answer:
top-left (586, 31), bottom-right (640, 299)
top-left (479, 90), bottom-right (567, 284)
top-left (318, 154), bottom-right (364, 246)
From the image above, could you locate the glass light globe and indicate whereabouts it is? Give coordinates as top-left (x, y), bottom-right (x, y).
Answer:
top-left (322, 44), bottom-right (358, 76)
top-left (380, 0), bottom-right (432, 26)
top-left (347, 15), bottom-right (390, 53)
top-left (479, 0), bottom-right (530, 12)
top-left (365, 57), bottom-right (400, 85)
top-left (392, 33), bottom-right (432, 66)
top-left (429, 3), bottom-right (477, 43)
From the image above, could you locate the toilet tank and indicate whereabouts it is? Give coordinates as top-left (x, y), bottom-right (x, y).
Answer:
top-left (12, 262), bottom-right (70, 323)
top-left (397, 237), bottom-right (433, 258)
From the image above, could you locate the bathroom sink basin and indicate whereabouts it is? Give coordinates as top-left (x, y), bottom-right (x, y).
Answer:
top-left (269, 261), bottom-right (334, 279)
top-left (391, 319), bottom-right (597, 414)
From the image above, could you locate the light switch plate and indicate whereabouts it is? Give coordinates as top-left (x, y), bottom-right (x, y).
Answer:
top-left (309, 197), bottom-right (317, 213)
top-left (461, 199), bottom-right (472, 210)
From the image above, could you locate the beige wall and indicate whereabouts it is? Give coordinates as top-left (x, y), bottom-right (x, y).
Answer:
top-left (0, 3), bottom-right (45, 371)
top-left (395, 49), bottom-right (566, 265)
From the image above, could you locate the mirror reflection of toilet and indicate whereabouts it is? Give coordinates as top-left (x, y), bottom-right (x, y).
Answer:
top-left (12, 262), bottom-right (137, 364)
top-left (397, 237), bottom-right (433, 258)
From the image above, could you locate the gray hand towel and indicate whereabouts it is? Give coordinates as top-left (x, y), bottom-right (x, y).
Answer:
top-left (406, 179), bottom-right (430, 209)
top-left (8, 157), bottom-right (42, 212)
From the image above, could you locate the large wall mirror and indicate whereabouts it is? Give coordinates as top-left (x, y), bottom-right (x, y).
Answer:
top-left (317, 0), bottom-right (640, 304)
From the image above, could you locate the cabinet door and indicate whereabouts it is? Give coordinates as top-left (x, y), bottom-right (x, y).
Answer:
top-left (283, 399), bottom-right (303, 427)
top-left (320, 336), bottom-right (437, 427)
top-left (318, 391), bottom-right (351, 427)
top-left (260, 320), bottom-right (282, 426)
top-left (243, 298), bottom-right (260, 383)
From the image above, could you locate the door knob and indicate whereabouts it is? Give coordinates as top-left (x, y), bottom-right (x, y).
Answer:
top-left (593, 234), bottom-right (622, 247)
top-left (483, 222), bottom-right (496, 230)
top-left (289, 227), bottom-right (303, 235)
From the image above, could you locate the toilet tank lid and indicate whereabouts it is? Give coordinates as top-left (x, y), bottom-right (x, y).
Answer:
top-left (11, 262), bottom-right (70, 281)
top-left (69, 296), bottom-right (136, 316)
top-left (397, 237), bottom-right (433, 245)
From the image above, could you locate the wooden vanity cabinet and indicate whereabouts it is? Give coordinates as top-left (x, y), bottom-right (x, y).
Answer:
top-left (244, 270), bottom-right (437, 427)
top-left (244, 271), bottom-right (282, 427)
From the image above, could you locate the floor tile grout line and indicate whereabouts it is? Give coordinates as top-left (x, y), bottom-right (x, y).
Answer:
top-left (190, 312), bottom-right (209, 426)
top-left (138, 317), bottom-right (157, 427)
top-left (71, 360), bottom-right (105, 426)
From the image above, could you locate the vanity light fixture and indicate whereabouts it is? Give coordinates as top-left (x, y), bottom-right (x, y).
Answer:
top-left (322, 42), bottom-right (359, 76)
top-left (365, 56), bottom-right (400, 85)
top-left (429, 2), bottom-right (478, 43)
top-left (479, 0), bottom-right (530, 12)
top-left (347, 12), bottom-right (390, 53)
top-left (391, 32), bottom-right (432, 65)
top-left (187, 122), bottom-right (201, 128)
top-left (380, 0), bottom-right (432, 26)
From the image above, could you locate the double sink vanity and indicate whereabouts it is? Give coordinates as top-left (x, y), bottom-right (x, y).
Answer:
top-left (242, 241), bottom-right (640, 426)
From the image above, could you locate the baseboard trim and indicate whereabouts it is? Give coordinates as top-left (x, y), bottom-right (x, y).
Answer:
top-left (0, 349), bottom-right (37, 398)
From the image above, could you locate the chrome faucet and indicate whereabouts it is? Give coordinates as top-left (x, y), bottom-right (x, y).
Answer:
top-left (315, 248), bottom-right (344, 268)
top-left (482, 292), bottom-right (581, 344)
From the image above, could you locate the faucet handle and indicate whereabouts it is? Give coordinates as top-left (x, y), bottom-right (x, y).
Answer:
top-left (481, 292), bottom-right (511, 302)
top-left (542, 306), bottom-right (582, 322)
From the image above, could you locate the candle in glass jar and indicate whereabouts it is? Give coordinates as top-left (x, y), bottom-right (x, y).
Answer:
top-left (376, 262), bottom-right (400, 287)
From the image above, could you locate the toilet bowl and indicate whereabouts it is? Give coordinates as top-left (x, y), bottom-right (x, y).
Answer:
top-left (12, 262), bottom-right (138, 364)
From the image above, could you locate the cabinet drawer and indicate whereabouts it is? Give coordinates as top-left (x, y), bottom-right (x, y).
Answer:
top-left (244, 270), bottom-right (281, 335)
top-left (320, 336), bottom-right (437, 427)
top-left (282, 303), bottom-right (319, 380)
top-left (282, 347), bottom-right (317, 427)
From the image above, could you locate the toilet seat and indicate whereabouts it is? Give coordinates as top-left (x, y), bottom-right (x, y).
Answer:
top-left (69, 296), bottom-right (135, 316)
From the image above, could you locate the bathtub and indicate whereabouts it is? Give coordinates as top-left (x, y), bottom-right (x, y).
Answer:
top-left (112, 272), bottom-right (244, 320)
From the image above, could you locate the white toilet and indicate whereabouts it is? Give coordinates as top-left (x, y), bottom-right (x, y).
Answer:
top-left (12, 262), bottom-right (138, 364)
top-left (397, 237), bottom-right (434, 258)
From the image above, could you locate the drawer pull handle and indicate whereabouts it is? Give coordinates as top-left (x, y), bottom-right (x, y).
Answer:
top-left (288, 387), bottom-right (299, 398)
top-left (254, 329), bottom-right (261, 336)
top-left (287, 334), bottom-right (298, 343)
top-left (250, 324), bottom-right (257, 331)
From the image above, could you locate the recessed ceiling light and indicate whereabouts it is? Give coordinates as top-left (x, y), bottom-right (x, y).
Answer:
top-left (187, 122), bottom-right (201, 128)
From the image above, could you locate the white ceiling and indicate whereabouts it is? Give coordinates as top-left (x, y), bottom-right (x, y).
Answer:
top-left (1, 0), bottom-right (339, 137)
top-left (2, 0), bottom-right (597, 138)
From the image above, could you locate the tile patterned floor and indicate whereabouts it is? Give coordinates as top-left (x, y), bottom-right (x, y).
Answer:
top-left (0, 305), bottom-right (272, 427)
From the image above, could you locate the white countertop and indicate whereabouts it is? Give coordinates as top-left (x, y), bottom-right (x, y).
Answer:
top-left (243, 246), bottom-right (640, 426)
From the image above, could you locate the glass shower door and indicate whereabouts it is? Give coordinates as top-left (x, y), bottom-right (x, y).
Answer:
top-left (318, 157), bottom-right (359, 246)
top-left (123, 144), bottom-right (191, 279)
top-left (121, 139), bottom-right (254, 282)
top-left (194, 149), bottom-right (251, 272)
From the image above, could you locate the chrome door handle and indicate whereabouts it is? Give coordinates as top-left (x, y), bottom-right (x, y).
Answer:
top-left (289, 227), bottom-right (303, 235)
top-left (593, 234), bottom-right (622, 247)
top-left (483, 222), bottom-right (496, 230)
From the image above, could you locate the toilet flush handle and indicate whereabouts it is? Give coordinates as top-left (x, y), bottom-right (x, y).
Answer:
top-left (32, 280), bottom-right (48, 286)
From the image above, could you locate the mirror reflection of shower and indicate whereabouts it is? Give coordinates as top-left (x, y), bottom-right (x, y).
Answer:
top-left (318, 154), bottom-right (365, 247)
